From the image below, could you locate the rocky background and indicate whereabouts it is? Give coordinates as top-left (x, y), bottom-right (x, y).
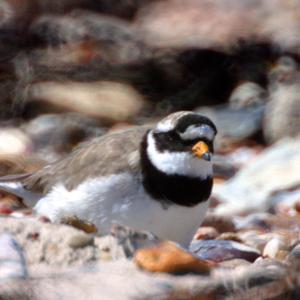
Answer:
top-left (1, 0), bottom-right (300, 299)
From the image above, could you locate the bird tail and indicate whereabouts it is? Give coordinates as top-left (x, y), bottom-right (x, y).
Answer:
top-left (0, 173), bottom-right (41, 208)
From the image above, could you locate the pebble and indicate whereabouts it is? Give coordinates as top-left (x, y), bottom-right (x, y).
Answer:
top-left (0, 204), bottom-right (13, 215)
top-left (288, 244), bottom-right (300, 272)
top-left (229, 81), bottom-right (267, 109)
top-left (0, 192), bottom-right (25, 214)
top-left (268, 56), bottom-right (298, 84)
top-left (0, 129), bottom-right (32, 156)
top-left (62, 216), bottom-right (98, 234)
top-left (27, 81), bottom-right (147, 123)
top-left (190, 239), bottom-right (260, 262)
top-left (193, 226), bottom-right (219, 240)
top-left (213, 155), bottom-right (237, 180)
top-left (67, 232), bottom-right (93, 249)
top-left (294, 201), bottom-right (300, 213)
top-left (134, 242), bottom-right (213, 274)
top-left (202, 213), bottom-right (236, 233)
top-left (23, 113), bottom-right (106, 158)
top-left (216, 232), bottom-right (244, 243)
top-left (263, 236), bottom-right (289, 260)
top-left (265, 81), bottom-right (300, 143)
top-left (238, 230), bottom-right (272, 253)
top-left (234, 213), bottom-right (273, 231)
top-left (272, 188), bottom-right (300, 216)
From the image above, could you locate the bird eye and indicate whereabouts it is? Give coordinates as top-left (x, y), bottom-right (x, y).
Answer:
top-left (170, 131), bottom-right (180, 140)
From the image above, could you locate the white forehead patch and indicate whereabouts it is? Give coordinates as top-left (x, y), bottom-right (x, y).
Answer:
top-left (156, 111), bottom-right (192, 132)
top-left (156, 118), bottom-right (174, 132)
top-left (147, 132), bottom-right (212, 178)
top-left (179, 124), bottom-right (215, 141)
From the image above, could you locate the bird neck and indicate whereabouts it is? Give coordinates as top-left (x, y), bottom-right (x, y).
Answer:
top-left (140, 132), bottom-right (213, 207)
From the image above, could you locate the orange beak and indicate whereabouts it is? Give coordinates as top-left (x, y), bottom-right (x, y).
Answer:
top-left (192, 141), bottom-right (211, 161)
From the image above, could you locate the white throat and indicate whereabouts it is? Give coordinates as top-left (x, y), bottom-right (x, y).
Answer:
top-left (146, 132), bottom-right (212, 179)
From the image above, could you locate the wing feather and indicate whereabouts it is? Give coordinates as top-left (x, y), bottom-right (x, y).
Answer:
top-left (24, 126), bottom-right (149, 193)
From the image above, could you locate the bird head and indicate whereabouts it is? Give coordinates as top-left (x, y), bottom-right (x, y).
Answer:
top-left (146, 111), bottom-right (217, 179)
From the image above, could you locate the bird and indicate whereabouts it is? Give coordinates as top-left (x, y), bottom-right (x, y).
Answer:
top-left (0, 111), bottom-right (217, 246)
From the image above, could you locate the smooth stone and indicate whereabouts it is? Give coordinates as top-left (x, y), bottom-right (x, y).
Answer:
top-left (197, 104), bottom-right (265, 146)
top-left (26, 81), bottom-right (147, 123)
top-left (271, 188), bottom-right (300, 215)
top-left (0, 129), bottom-right (32, 156)
top-left (268, 56), bottom-right (298, 85)
top-left (229, 81), bottom-right (267, 109)
top-left (265, 81), bottom-right (300, 143)
top-left (190, 239), bottom-right (260, 262)
top-left (134, 241), bottom-right (212, 274)
top-left (193, 226), bottom-right (219, 240)
top-left (234, 213), bottom-right (273, 231)
top-left (202, 213), bottom-right (236, 233)
top-left (67, 232), bottom-right (93, 249)
top-left (263, 236), bottom-right (289, 259)
top-left (287, 244), bottom-right (300, 272)
top-left (213, 138), bottom-right (300, 216)
top-left (23, 113), bottom-right (105, 156)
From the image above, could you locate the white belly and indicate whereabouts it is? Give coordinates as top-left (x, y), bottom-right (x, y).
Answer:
top-left (34, 172), bottom-right (209, 246)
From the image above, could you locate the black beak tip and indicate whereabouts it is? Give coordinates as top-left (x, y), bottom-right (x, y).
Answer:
top-left (202, 152), bottom-right (211, 161)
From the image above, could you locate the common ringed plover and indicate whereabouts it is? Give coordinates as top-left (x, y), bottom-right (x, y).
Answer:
top-left (0, 111), bottom-right (217, 246)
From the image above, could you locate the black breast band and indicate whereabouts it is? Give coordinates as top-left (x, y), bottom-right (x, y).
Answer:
top-left (140, 133), bottom-right (213, 207)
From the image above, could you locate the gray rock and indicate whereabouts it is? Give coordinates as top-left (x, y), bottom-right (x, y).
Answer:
top-left (202, 213), bottom-right (236, 233)
top-left (196, 104), bottom-right (265, 150)
top-left (0, 128), bottom-right (32, 157)
top-left (229, 81), bottom-right (267, 109)
top-left (234, 213), bottom-right (273, 231)
top-left (288, 244), bottom-right (300, 272)
top-left (190, 239), bottom-right (260, 262)
top-left (26, 81), bottom-right (147, 124)
top-left (213, 138), bottom-right (300, 216)
top-left (268, 56), bottom-right (298, 85)
top-left (265, 81), bottom-right (300, 143)
top-left (67, 231), bottom-right (94, 249)
top-left (23, 113), bottom-right (106, 160)
top-left (263, 236), bottom-right (289, 259)
top-left (238, 231), bottom-right (274, 253)
top-left (212, 154), bottom-right (238, 180)
top-left (271, 187), bottom-right (300, 214)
